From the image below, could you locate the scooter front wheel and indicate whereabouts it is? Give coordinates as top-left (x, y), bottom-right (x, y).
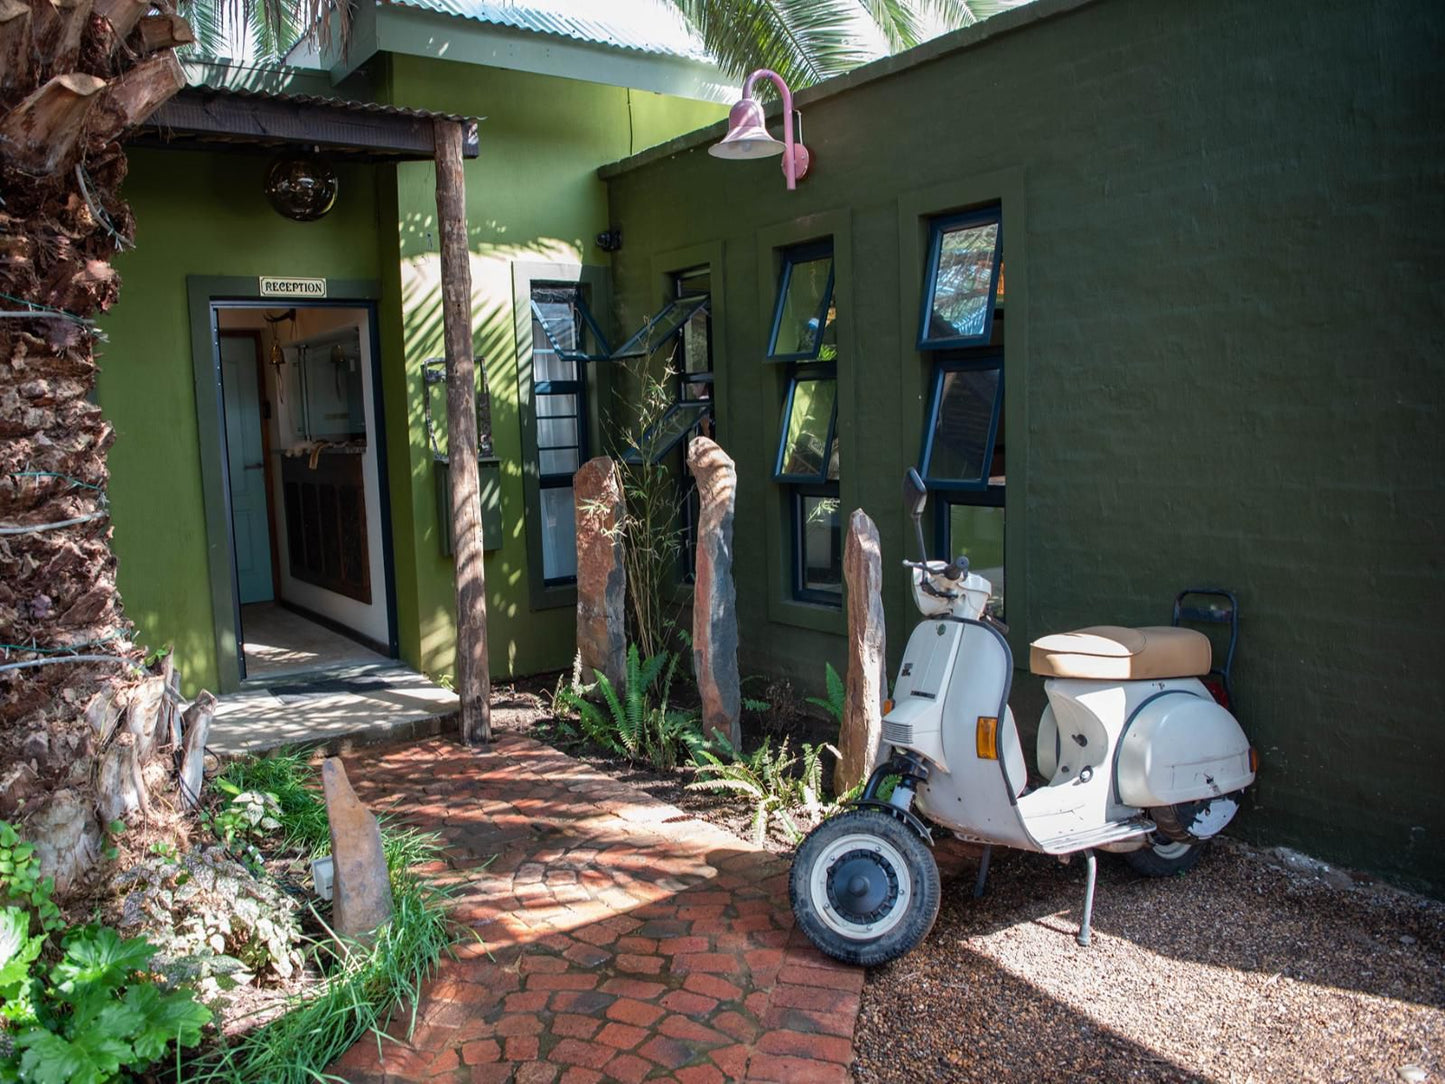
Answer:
top-left (789, 808), bottom-right (941, 967)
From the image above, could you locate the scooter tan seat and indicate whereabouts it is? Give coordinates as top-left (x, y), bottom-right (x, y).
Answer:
top-left (1029, 625), bottom-right (1211, 681)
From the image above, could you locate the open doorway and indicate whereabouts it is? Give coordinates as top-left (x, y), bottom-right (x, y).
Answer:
top-left (213, 303), bottom-right (396, 682)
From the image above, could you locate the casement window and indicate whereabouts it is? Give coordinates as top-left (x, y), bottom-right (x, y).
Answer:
top-left (529, 283), bottom-right (598, 584)
top-left (771, 241), bottom-right (841, 605)
top-left (918, 206), bottom-right (1006, 614)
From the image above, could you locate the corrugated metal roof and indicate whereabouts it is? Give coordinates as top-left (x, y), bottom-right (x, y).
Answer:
top-left (383, 0), bottom-right (713, 62)
top-left (185, 85), bottom-right (480, 126)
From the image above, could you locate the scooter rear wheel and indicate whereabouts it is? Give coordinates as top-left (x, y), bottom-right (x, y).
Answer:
top-left (789, 808), bottom-right (940, 967)
top-left (1122, 838), bottom-right (1208, 877)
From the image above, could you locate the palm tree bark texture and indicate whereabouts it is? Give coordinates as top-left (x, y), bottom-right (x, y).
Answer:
top-left (0, 0), bottom-right (189, 894)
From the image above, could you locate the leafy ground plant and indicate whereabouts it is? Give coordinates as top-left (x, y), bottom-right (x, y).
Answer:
top-left (554, 644), bottom-right (705, 771)
top-left (806, 662), bottom-right (845, 725)
top-left (689, 737), bottom-right (840, 846)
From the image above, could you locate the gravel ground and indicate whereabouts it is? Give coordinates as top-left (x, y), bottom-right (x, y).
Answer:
top-left (854, 839), bottom-right (1444, 1084)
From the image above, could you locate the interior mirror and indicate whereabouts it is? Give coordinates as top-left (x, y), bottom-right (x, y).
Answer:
top-left (903, 468), bottom-right (928, 519)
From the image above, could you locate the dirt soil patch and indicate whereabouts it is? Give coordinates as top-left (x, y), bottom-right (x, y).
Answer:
top-left (489, 678), bottom-right (1444, 1083)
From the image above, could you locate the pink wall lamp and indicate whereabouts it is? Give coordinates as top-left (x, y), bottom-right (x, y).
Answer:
top-left (708, 69), bottom-right (810, 190)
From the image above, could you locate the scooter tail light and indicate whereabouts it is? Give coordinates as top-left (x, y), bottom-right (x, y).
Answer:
top-left (976, 716), bottom-right (998, 760)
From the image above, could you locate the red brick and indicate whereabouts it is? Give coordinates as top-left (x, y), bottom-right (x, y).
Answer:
top-left (660, 989), bottom-right (718, 1016)
top-left (504, 1035), bottom-right (540, 1061)
top-left (496, 1016), bottom-right (543, 1037)
top-left (561, 941), bottom-right (611, 967)
top-left (600, 977), bottom-right (666, 999)
top-left (548, 1038), bottom-right (613, 1070)
top-left (768, 985), bottom-right (860, 1015)
top-left (460, 1039), bottom-right (500, 1064)
top-left (601, 1052), bottom-right (653, 1084)
top-left (637, 1034), bottom-right (693, 1070)
top-left (683, 973), bottom-right (743, 1001)
top-left (776, 964), bottom-right (864, 992)
top-left (520, 954), bottom-right (570, 974)
top-left (606, 997), bottom-right (665, 1027)
top-left (471, 1064), bottom-right (521, 1083)
top-left (757, 1029), bottom-right (852, 1064)
top-left (710, 1043), bottom-right (750, 1079)
top-left (551, 1013), bottom-right (601, 1039)
top-left (526, 973), bottom-right (599, 992)
top-left (426, 1047), bottom-right (460, 1073)
top-left (712, 1010), bottom-right (759, 1044)
top-left (763, 1005), bottom-right (856, 1037)
top-left (655, 936), bottom-right (710, 955)
top-left (595, 1021), bottom-right (648, 1050)
top-left (658, 1014), bottom-right (732, 1046)
top-left (614, 936), bottom-right (659, 954)
top-left (676, 1065), bottom-right (726, 1084)
top-left (558, 1069), bottom-right (603, 1084)
top-left (672, 952), bottom-right (738, 974)
top-left (503, 991), bottom-right (550, 1013)
top-left (745, 1054), bottom-right (849, 1084)
top-left (614, 953), bottom-right (664, 975)
top-left (744, 948), bottom-right (785, 971)
top-left (512, 1064), bottom-right (558, 1084)
top-left (548, 990), bottom-right (614, 1014)
top-left (571, 925), bottom-right (618, 947)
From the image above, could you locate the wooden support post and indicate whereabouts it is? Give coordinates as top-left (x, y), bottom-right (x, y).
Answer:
top-left (433, 117), bottom-right (491, 745)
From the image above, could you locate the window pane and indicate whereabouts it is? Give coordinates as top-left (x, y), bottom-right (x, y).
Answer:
top-left (924, 366), bottom-right (1001, 485)
top-left (539, 485), bottom-right (577, 580)
top-left (770, 251), bottom-right (834, 359)
top-left (630, 400), bottom-right (711, 464)
top-left (800, 494), bottom-right (842, 598)
top-left (947, 503), bottom-right (1004, 616)
top-left (682, 376), bottom-right (712, 400)
top-left (538, 416), bottom-right (578, 451)
top-left (777, 377), bottom-right (836, 480)
top-left (540, 448), bottom-right (579, 475)
top-left (925, 216), bottom-right (1001, 344)
top-left (610, 296), bottom-right (708, 360)
top-left (682, 306), bottom-right (711, 374)
top-left (537, 392), bottom-right (577, 418)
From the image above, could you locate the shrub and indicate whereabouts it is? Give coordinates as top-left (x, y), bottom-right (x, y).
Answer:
top-left (689, 737), bottom-right (839, 846)
top-left (805, 662), bottom-right (845, 726)
top-left (555, 645), bottom-right (705, 771)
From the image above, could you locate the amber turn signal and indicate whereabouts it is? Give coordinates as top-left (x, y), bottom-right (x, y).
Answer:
top-left (976, 716), bottom-right (998, 759)
top-left (883, 699), bottom-right (894, 715)
top-left (1249, 747), bottom-right (1260, 773)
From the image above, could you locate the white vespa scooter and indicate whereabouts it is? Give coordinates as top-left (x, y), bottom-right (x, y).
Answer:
top-left (789, 470), bottom-right (1258, 966)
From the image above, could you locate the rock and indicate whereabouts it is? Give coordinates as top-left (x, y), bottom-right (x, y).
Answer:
top-left (573, 456), bottom-right (626, 689)
top-left (687, 437), bottom-right (740, 747)
top-left (320, 758), bottom-right (393, 939)
top-left (27, 789), bottom-right (101, 896)
top-left (837, 508), bottom-right (887, 794)
top-left (1397, 1066), bottom-right (1428, 1083)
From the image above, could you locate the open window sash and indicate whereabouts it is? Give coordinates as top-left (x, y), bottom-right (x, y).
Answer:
top-left (773, 373), bottom-right (838, 483)
top-left (608, 295), bottom-right (710, 361)
top-left (768, 243), bottom-right (836, 363)
top-left (530, 292), bottom-right (610, 363)
top-left (918, 207), bottom-right (1003, 350)
top-left (920, 355), bottom-right (1003, 491)
top-left (620, 399), bottom-right (713, 465)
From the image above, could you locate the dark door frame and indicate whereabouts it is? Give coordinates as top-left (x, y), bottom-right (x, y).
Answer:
top-left (187, 276), bottom-right (399, 692)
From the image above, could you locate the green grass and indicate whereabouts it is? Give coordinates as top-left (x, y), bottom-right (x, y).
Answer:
top-left (190, 756), bottom-right (458, 1083)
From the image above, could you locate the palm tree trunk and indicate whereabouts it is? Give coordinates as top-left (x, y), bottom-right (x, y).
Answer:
top-left (0, 0), bottom-right (187, 895)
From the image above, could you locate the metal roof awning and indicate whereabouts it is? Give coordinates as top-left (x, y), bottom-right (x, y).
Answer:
top-left (130, 86), bottom-right (481, 163)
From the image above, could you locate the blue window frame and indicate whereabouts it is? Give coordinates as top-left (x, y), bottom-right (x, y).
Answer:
top-left (793, 487), bottom-right (842, 605)
top-left (609, 295), bottom-right (710, 360)
top-left (531, 287), bottom-right (610, 363)
top-left (918, 206), bottom-right (1003, 350)
top-left (920, 354), bottom-right (1002, 491)
top-left (621, 399), bottom-right (713, 466)
top-left (530, 283), bottom-right (593, 584)
top-left (773, 369), bottom-right (838, 483)
top-left (767, 241), bottom-right (835, 362)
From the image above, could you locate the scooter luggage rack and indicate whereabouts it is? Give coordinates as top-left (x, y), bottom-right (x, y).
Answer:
top-left (1172, 587), bottom-right (1239, 709)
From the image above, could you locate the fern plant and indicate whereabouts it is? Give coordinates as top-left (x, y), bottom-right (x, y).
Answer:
top-left (553, 645), bottom-right (704, 771)
top-left (689, 737), bottom-right (840, 846)
top-left (806, 662), bottom-right (846, 725)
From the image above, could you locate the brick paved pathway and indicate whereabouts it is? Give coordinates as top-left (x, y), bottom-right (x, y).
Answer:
top-left (329, 734), bottom-right (862, 1083)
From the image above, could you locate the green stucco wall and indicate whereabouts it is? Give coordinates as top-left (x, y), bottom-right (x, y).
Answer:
top-left (100, 149), bottom-right (384, 693)
top-left (603, 0), bottom-right (1445, 893)
top-left (378, 55), bottom-right (724, 680)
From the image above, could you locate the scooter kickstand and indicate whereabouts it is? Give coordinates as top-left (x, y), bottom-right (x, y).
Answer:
top-left (1077, 850), bottom-right (1097, 948)
top-left (973, 845), bottom-right (992, 899)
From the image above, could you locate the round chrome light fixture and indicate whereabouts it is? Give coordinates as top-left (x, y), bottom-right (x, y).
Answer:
top-left (264, 152), bottom-right (338, 222)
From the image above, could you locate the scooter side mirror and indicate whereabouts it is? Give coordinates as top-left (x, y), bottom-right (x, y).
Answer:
top-left (903, 468), bottom-right (928, 520)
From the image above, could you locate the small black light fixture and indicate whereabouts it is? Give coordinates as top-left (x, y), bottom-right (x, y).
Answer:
top-left (596, 227), bottom-right (622, 253)
top-left (265, 150), bottom-right (339, 222)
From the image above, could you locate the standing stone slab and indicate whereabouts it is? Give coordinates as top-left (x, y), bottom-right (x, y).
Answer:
top-left (574, 456), bottom-right (626, 689)
top-left (837, 508), bottom-right (888, 795)
top-left (321, 758), bottom-right (393, 939)
top-left (687, 437), bottom-right (740, 747)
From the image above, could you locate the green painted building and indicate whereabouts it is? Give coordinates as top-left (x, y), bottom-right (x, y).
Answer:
top-left (598, 0), bottom-right (1445, 894)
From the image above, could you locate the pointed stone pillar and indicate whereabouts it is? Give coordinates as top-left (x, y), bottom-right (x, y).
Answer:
top-left (574, 456), bottom-right (627, 688)
top-left (837, 508), bottom-right (888, 795)
top-left (687, 436), bottom-right (740, 747)
top-left (321, 758), bottom-right (393, 939)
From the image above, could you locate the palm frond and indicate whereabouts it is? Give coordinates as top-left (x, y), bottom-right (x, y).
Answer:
top-left (855, 0), bottom-right (921, 51)
top-left (671, 0), bottom-right (885, 89)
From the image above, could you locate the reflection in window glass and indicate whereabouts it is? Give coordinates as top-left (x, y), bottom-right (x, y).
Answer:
top-left (539, 485), bottom-right (577, 582)
top-left (947, 503), bottom-right (1004, 616)
top-left (923, 365), bottom-right (1001, 486)
top-left (770, 249), bottom-right (834, 360)
top-left (530, 282), bottom-right (588, 586)
top-left (799, 494), bottom-right (843, 599)
top-left (777, 377), bottom-right (836, 480)
top-left (923, 212), bottom-right (1001, 346)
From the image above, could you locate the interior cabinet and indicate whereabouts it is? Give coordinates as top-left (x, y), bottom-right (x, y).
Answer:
top-left (282, 451), bottom-right (371, 603)
top-left (282, 327), bottom-right (365, 441)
